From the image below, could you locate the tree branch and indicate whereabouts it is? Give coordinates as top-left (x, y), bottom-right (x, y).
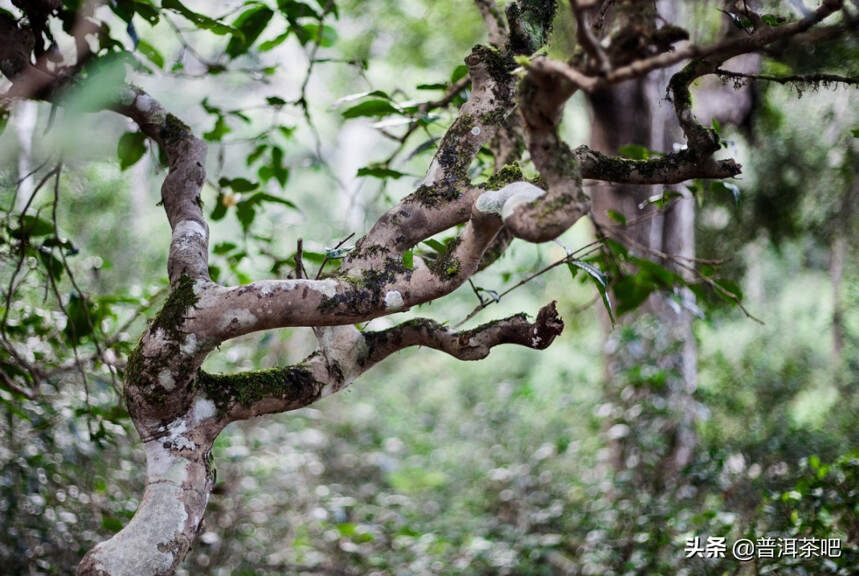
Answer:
top-left (475, 0), bottom-right (508, 48)
top-left (114, 88), bottom-right (210, 285)
top-left (201, 302), bottom-right (563, 423)
top-left (576, 146), bottom-right (742, 184)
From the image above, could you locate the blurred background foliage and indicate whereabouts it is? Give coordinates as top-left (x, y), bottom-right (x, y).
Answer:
top-left (0, 0), bottom-right (856, 574)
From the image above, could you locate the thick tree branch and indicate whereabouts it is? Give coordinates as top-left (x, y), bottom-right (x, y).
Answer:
top-left (576, 146), bottom-right (742, 184)
top-left (199, 302), bottom-right (563, 423)
top-left (363, 300), bottom-right (564, 363)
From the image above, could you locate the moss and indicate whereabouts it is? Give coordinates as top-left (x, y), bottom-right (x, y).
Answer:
top-left (470, 44), bottom-right (516, 102)
top-left (319, 258), bottom-right (410, 314)
top-left (480, 108), bottom-right (508, 126)
top-left (506, 0), bottom-right (558, 55)
top-left (535, 193), bottom-right (575, 223)
top-left (124, 345), bottom-right (145, 387)
top-left (197, 364), bottom-right (319, 413)
top-left (428, 236), bottom-right (463, 280)
top-left (435, 113), bottom-right (476, 180)
top-left (409, 183), bottom-right (462, 207)
top-left (151, 274), bottom-right (197, 340)
top-left (347, 240), bottom-right (389, 262)
top-left (160, 113), bottom-right (190, 146)
top-left (484, 162), bottom-right (524, 190)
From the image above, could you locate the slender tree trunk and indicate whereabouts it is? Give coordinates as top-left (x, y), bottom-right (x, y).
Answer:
top-left (14, 100), bottom-right (37, 210)
top-left (589, 69), bottom-right (698, 480)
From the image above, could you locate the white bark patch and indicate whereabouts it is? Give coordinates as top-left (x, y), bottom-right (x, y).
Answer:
top-left (173, 220), bottom-right (207, 245)
top-left (384, 290), bottom-right (404, 310)
top-left (475, 181), bottom-right (546, 219)
top-left (89, 482), bottom-right (188, 576)
top-left (192, 397), bottom-right (216, 424)
top-left (171, 435), bottom-right (195, 452)
top-left (423, 158), bottom-right (442, 186)
top-left (308, 278), bottom-right (337, 298)
top-left (158, 369), bottom-right (176, 391)
top-left (180, 333), bottom-right (198, 356)
top-left (318, 326), bottom-right (368, 381)
top-left (219, 308), bottom-right (258, 333)
top-left (144, 435), bottom-right (189, 483)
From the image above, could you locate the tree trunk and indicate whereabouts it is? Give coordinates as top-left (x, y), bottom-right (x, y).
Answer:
top-left (589, 70), bottom-right (699, 481)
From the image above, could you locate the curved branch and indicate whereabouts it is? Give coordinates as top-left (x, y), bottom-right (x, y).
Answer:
top-left (344, 44), bottom-right (516, 273)
top-left (115, 88), bottom-right (210, 285)
top-left (363, 300), bottom-right (564, 364)
top-left (576, 146), bottom-right (742, 184)
top-left (526, 0), bottom-right (846, 92)
top-left (200, 301), bottom-right (564, 423)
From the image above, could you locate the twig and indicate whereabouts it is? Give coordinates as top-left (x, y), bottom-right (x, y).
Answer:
top-left (455, 240), bottom-right (604, 327)
top-left (315, 232), bottom-right (355, 279)
top-left (295, 238), bottom-right (304, 279)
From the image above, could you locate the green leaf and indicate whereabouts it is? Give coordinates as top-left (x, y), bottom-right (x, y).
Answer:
top-left (64, 292), bottom-right (95, 344)
top-left (619, 144), bottom-right (650, 160)
top-left (266, 96), bottom-right (287, 107)
top-left (450, 64), bottom-right (468, 83)
top-left (218, 177), bottom-right (257, 192)
top-left (710, 180), bottom-right (741, 206)
top-left (613, 275), bottom-right (654, 316)
top-left (333, 90), bottom-right (391, 108)
top-left (714, 278), bottom-right (743, 301)
top-left (10, 216), bottom-right (55, 238)
top-left (637, 189), bottom-right (682, 210)
top-left (235, 199), bottom-right (256, 234)
top-left (117, 131), bottom-right (147, 170)
top-left (259, 30), bottom-right (291, 51)
top-left (203, 115), bottom-right (230, 141)
top-left (247, 144), bottom-right (268, 166)
top-left (567, 260), bottom-right (614, 324)
top-left (101, 516), bottom-right (124, 533)
top-left (711, 117), bottom-right (721, 133)
top-left (402, 249), bottom-right (414, 270)
top-left (356, 166), bottom-right (408, 180)
top-left (245, 192), bottom-right (298, 210)
top-left (136, 39), bottom-right (164, 69)
top-left (258, 146), bottom-right (289, 188)
top-left (852, 128), bottom-right (859, 138)
top-left (341, 99), bottom-right (401, 119)
top-left (606, 209), bottom-right (626, 226)
top-left (301, 23), bottom-right (337, 46)
top-left (210, 194), bottom-right (227, 221)
top-left (226, 6), bottom-right (274, 58)
top-left (278, 0), bottom-right (321, 19)
top-left (213, 241), bottom-right (237, 255)
top-left (422, 238), bottom-right (445, 253)
top-left (162, 0), bottom-right (238, 36)
top-left (630, 256), bottom-right (678, 287)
